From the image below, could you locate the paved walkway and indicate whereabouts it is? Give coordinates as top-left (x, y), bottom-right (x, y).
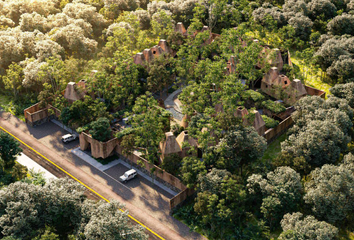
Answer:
top-left (16, 153), bottom-right (57, 180)
top-left (72, 147), bottom-right (120, 171)
top-left (164, 89), bottom-right (184, 121)
top-left (0, 111), bottom-right (205, 240)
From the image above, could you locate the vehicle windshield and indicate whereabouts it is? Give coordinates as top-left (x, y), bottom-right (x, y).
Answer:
top-left (124, 173), bottom-right (129, 177)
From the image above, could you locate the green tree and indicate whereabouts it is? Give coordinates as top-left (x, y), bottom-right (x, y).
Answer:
top-left (129, 94), bottom-right (170, 164)
top-left (82, 200), bottom-right (147, 240)
top-left (247, 167), bottom-right (303, 229)
top-left (0, 132), bottom-right (22, 170)
top-left (214, 125), bottom-right (267, 175)
top-left (151, 10), bottom-right (175, 40)
top-left (37, 56), bottom-right (70, 94)
top-left (330, 82), bottom-right (354, 108)
top-left (282, 120), bottom-right (350, 168)
top-left (180, 156), bottom-right (207, 188)
top-left (273, 152), bottom-right (310, 176)
top-left (0, 178), bottom-right (147, 240)
top-left (89, 117), bottom-right (112, 142)
top-left (279, 212), bottom-right (338, 240)
top-left (1, 62), bottom-right (23, 100)
top-left (147, 54), bottom-right (176, 97)
top-left (304, 153), bottom-right (354, 224)
top-left (237, 41), bottom-right (269, 89)
top-left (194, 169), bottom-right (247, 239)
top-left (161, 153), bottom-right (182, 176)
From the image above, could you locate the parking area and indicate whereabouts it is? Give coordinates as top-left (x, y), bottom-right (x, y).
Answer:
top-left (22, 120), bottom-right (174, 211)
top-left (104, 163), bottom-right (174, 200)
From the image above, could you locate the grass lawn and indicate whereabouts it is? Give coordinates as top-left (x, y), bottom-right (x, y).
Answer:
top-left (290, 57), bottom-right (333, 96)
top-left (339, 229), bottom-right (354, 240)
top-left (94, 154), bottom-right (118, 165)
top-left (0, 94), bottom-right (11, 108)
top-left (0, 93), bottom-right (29, 122)
top-left (261, 133), bottom-right (287, 163)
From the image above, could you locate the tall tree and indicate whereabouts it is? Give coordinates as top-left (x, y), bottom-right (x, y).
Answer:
top-left (194, 168), bottom-right (247, 238)
top-left (0, 178), bottom-right (147, 240)
top-left (1, 63), bottom-right (23, 100)
top-left (147, 54), bottom-right (176, 97)
top-left (304, 153), bottom-right (354, 224)
top-left (279, 212), bottom-right (338, 240)
top-left (247, 167), bottom-right (303, 229)
top-left (0, 132), bottom-right (22, 170)
top-left (214, 125), bottom-right (267, 175)
top-left (129, 94), bottom-right (170, 164)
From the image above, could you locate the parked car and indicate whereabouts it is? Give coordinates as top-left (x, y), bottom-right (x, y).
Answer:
top-left (119, 169), bottom-right (137, 183)
top-left (61, 134), bottom-right (77, 143)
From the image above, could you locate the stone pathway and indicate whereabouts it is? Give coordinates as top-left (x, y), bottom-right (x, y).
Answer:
top-left (164, 89), bottom-right (184, 121)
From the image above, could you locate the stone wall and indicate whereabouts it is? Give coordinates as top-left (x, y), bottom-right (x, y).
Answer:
top-left (305, 85), bottom-right (326, 98)
top-left (170, 188), bottom-right (195, 209)
top-left (264, 115), bottom-right (294, 143)
top-left (79, 132), bottom-right (118, 159)
top-left (24, 103), bottom-right (61, 126)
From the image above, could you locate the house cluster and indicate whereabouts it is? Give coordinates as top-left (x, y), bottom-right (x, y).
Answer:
top-left (159, 106), bottom-right (267, 161)
top-left (25, 22), bottom-right (324, 165)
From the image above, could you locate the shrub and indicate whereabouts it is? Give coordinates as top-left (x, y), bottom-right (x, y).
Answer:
top-left (89, 117), bottom-right (112, 142)
top-left (262, 100), bottom-right (286, 113)
top-left (262, 115), bottom-right (279, 128)
top-left (115, 127), bottom-right (135, 139)
top-left (244, 90), bottom-right (265, 102)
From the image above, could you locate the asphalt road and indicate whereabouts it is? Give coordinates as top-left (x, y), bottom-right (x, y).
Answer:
top-left (0, 112), bottom-right (205, 240)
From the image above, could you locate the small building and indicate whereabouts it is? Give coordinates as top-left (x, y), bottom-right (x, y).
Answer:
top-left (64, 82), bottom-right (85, 104)
top-left (252, 110), bottom-right (266, 136)
top-left (261, 67), bottom-right (307, 105)
top-left (159, 132), bottom-right (181, 161)
top-left (176, 131), bottom-right (198, 157)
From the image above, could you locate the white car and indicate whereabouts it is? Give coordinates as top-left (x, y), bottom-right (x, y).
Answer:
top-left (61, 134), bottom-right (77, 143)
top-left (119, 169), bottom-right (137, 183)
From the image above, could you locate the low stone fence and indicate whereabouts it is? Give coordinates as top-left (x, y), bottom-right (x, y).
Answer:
top-left (264, 116), bottom-right (294, 143)
top-left (305, 85), bottom-right (326, 98)
top-left (24, 103), bottom-right (61, 126)
top-left (169, 188), bottom-right (195, 209)
top-left (79, 132), bottom-right (118, 159)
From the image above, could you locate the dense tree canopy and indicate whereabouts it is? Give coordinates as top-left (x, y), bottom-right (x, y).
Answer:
top-left (304, 153), bottom-right (354, 225)
top-left (247, 167), bottom-right (303, 229)
top-left (0, 178), bottom-right (147, 240)
top-left (278, 212), bottom-right (338, 240)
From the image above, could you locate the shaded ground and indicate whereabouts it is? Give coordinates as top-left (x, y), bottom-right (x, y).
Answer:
top-left (261, 133), bottom-right (287, 163)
